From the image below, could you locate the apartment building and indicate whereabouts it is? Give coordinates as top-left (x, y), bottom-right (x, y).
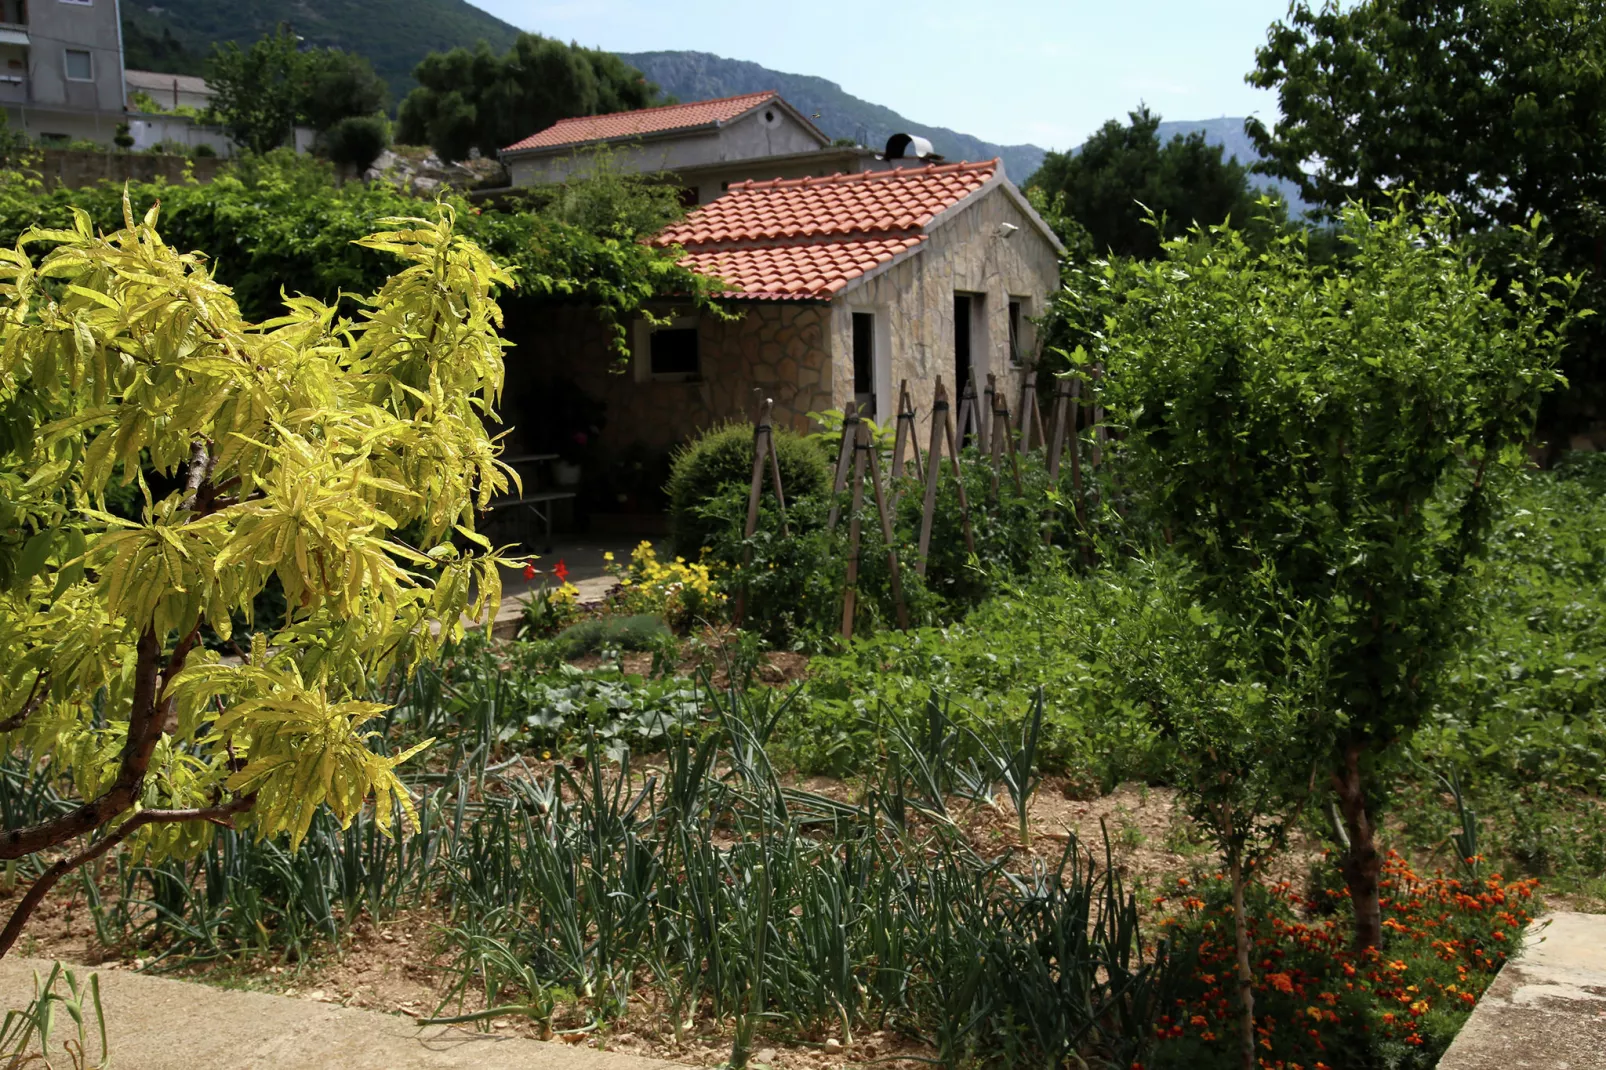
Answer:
top-left (1, 0), bottom-right (129, 146)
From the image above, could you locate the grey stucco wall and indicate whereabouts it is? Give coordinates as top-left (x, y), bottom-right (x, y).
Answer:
top-left (21, 0), bottom-right (123, 113)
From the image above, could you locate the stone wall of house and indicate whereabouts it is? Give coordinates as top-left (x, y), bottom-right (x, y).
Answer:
top-left (825, 184), bottom-right (1063, 440)
top-left (501, 300), bottom-right (833, 458)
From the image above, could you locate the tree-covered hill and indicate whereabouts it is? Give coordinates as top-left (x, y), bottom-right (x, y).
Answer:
top-left (119, 0), bottom-right (521, 101)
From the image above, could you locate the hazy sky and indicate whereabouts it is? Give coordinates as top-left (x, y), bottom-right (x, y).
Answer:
top-left (470, 0), bottom-right (1297, 151)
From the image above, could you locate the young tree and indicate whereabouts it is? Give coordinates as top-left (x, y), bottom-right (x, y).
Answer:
top-left (207, 26), bottom-right (303, 154)
top-left (0, 199), bottom-right (515, 954)
top-left (1027, 107), bottom-right (1282, 260)
top-left (1246, 0), bottom-right (1606, 431)
top-left (209, 29), bottom-right (390, 154)
top-left (297, 47), bottom-right (389, 134)
top-left (1081, 198), bottom-right (1579, 948)
top-left (396, 34), bottom-right (661, 163)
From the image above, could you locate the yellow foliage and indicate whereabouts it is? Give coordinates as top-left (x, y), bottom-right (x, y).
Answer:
top-left (0, 194), bottom-right (515, 862)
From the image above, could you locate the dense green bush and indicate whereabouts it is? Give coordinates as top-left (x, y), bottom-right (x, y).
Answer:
top-left (666, 422), bottom-right (831, 559)
top-left (0, 150), bottom-right (725, 333)
top-left (783, 559), bottom-right (1175, 780)
top-left (554, 613), bottom-right (673, 659)
top-left (319, 115), bottom-right (391, 174)
top-left (1422, 457), bottom-right (1606, 791)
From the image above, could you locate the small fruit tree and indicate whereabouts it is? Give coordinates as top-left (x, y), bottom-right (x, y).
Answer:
top-left (1085, 195), bottom-right (1579, 949)
top-left (0, 199), bottom-right (513, 954)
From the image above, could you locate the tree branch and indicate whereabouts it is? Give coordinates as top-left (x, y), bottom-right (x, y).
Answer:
top-left (0, 794), bottom-right (256, 960)
top-left (0, 671), bottom-right (49, 734)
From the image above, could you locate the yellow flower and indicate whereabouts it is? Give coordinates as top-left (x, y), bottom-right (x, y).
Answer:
top-left (602, 551), bottom-right (614, 562)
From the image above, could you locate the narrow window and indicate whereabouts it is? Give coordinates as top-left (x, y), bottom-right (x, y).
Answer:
top-left (1008, 300), bottom-right (1022, 366)
top-left (649, 326), bottom-right (699, 377)
top-left (63, 49), bottom-right (92, 81)
top-left (953, 294), bottom-right (972, 390)
top-left (852, 312), bottom-right (874, 408)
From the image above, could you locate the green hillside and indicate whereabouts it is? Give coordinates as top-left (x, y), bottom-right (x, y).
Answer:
top-left (119, 0), bottom-right (521, 102)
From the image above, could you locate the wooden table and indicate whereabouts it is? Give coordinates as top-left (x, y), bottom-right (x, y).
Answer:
top-left (486, 453), bottom-right (576, 552)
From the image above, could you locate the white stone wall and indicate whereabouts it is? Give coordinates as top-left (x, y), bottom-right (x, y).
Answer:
top-left (825, 184), bottom-right (1062, 438)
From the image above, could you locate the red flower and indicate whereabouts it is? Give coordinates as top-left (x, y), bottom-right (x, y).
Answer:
top-left (554, 559), bottom-right (569, 583)
top-left (522, 562), bottom-right (536, 581)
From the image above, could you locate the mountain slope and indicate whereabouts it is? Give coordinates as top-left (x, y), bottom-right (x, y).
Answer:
top-left (620, 50), bottom-right (1048, 182)
top-left (119, 0), bottom-right (521, 101)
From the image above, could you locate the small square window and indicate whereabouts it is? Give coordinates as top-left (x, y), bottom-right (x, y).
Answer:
top-left (649, 326), bottom-right (699, 378)
top-left (58, 0), bottom-right (95, 6)
top-left (63, 49), bottom-right (92, 81)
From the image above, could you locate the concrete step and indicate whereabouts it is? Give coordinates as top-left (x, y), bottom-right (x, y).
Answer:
top-left (0, 956), bottom-right (675, 1070)
top-left (1437, 911), bottom-right (1606, 1070)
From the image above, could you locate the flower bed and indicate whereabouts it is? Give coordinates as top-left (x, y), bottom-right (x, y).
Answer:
top-left (1149, 852), bottom-right (1538, 1070)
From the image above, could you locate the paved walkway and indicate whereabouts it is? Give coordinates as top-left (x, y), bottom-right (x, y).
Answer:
top-left (1437, 911), bottom-right (1606, 1070)
top-left (488, 534), bottom-right (665, 638)
top-left (0, 956), bottom-right (674, 1070)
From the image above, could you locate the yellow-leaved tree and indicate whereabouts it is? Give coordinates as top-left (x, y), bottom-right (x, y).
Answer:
top-left (0, 197), bottom-right (515, 955)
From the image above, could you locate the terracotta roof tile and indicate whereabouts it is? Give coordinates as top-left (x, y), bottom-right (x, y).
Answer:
top-left (654, 160), bottom-right (1000, 299)
top-left (503, 91), bottom-right (780, 153)
top-left (680, 236), bottom-right (927, 300)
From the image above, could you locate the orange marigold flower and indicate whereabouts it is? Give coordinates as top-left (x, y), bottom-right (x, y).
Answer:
top-left (1191, 1015), bottom-right (1208, 1028)
top-left (1267, 972), bottom-right (1295, 994)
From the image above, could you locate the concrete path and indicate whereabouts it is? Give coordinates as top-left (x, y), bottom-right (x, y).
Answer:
top-left (488, 535), bottom-right (665, 638)
top-left (0, 956), bottom-right (674, 1070)
top-left (1438, 911), bottom-right (1606, 1070)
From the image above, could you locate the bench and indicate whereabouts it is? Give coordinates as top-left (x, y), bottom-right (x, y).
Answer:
top-left (488, 490), bottom-right (577, 552)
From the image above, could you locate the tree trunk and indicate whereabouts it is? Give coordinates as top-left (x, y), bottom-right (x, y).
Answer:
top-left (1332, 742), bottom-right (1383, 950)
top-left (1226, 828), bottom-right (1256, 1070)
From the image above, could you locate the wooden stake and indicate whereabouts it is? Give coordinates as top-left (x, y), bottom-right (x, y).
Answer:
top-left (943, 385), bottom-right (978, 557)
top-left (917, 380), bottom-right (949, 576)
top-left (978, 371), bottom-right (994, 452)
top-left (956, 375), bottom-right (979, 448)
top-left (1046, 376), bottom-right (1072, 480)
top-left (865, 424), bottom-right (910, 631)
top-left (989, 384), bottom-right (1006, 499)
top-left (826, 401), bottom-right (860, 533)
top-left (733, 398), bottom-right (786, 627)
top-left (840, 420), bottom-right (871, 639)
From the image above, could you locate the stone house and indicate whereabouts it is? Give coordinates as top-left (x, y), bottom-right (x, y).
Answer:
top-left (500, 90), bottom-right (940, 205)
top-left (505, 157), bottom-right (1063, 479)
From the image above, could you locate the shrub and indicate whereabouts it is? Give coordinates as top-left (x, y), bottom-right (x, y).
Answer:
top-left (666, 422), bottom-right (831, 559)
top-left (607, 541), bottom-right (724, 630)
top-left (320, 114), bottom-right (391, 174)
top-left (554, 614), bottom-right (672, 659)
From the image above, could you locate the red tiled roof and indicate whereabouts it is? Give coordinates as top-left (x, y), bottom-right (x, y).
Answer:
top-left (503, 91), bottom-right (781, 153)
top-left (677, 236), bottom-right (926, 299)
top-left (653, 160), bottom-right (1000, 300)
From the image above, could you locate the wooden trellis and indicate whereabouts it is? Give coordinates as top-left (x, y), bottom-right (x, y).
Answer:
top-left (734, 364), bottom-right (1101, 637)
top-left (732, 397), bottom-right (789, 628)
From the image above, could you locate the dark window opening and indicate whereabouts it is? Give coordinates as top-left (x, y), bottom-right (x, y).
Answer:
top-left (852, 312), bottom-right (875, 415)
top-left (650, 327), bottom-right (699, 377)
top-left (677, 186), bottom-right (699, 209)
top-left (1008, 300), bottom-right (1023, 365)
top-left (954, 294), bottom-right (972, 391)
